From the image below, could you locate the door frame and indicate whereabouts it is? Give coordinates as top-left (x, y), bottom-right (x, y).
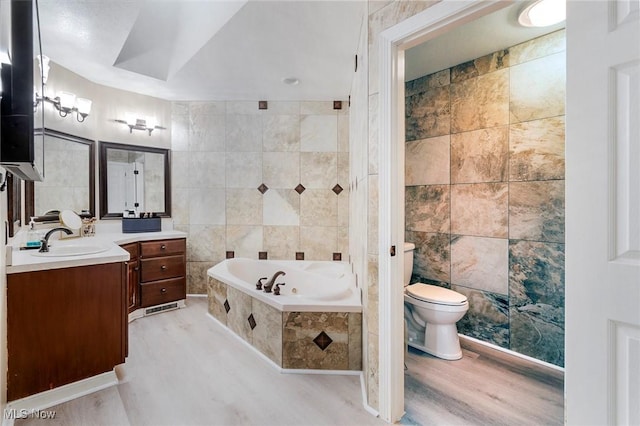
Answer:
top-left (377, 1), bottom-right (515, 422)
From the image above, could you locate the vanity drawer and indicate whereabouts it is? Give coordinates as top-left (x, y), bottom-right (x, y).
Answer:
top-left (120, 242), bottom-right (139, 260)
top-left (140, 277), bottom-right (186, 308)
top-left (140, 239), bottom-right (185, 258)
top-left (140, 255), bottom-right (185, 282)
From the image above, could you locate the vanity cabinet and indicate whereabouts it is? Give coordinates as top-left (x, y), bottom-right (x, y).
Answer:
top-left (139, 239), bottom-right (186, 307)
top-left (7, 262), bottom-right (127, 401)
top-left (122, 238), bottom-right (186, 311)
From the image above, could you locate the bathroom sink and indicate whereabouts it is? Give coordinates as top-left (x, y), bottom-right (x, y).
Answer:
top-left (31, 244), bottom-right (111, 257)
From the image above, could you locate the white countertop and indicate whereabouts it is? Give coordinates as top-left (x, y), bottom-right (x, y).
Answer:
top-left (7, 230), bottom-right (187, 274)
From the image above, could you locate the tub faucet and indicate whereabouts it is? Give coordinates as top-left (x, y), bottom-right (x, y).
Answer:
top-left (264, 271), bottom-right (286, 293)
top-left (39, 227), bottom-right (74, 253)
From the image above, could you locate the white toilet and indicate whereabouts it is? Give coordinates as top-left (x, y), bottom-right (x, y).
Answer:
top-left (404, 242), bottom-right (469, 360)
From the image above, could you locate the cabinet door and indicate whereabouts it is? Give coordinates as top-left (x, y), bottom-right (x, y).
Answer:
top-left (127, 260), bottom-right (140, 313)
top-left (7, 263), bottom-right (127, 401)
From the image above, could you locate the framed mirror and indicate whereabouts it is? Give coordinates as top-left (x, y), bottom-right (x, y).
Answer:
top-left (99, 141), bottom-right (171, 219)
top-left (25, 129), bottom-right (95, 221)
top-left (7, 172), bottom-right (22, 238)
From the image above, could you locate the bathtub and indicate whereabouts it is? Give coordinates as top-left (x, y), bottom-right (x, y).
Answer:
top-left (207, 258), bottom-right (362, 371)
top-left (207, 257), bottom-right (361, 312)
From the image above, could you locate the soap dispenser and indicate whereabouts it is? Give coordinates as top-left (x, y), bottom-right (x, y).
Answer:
top-left (25, 218), bottom-right (42, 248)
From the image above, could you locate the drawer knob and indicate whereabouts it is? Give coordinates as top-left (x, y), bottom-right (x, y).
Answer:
top-left (161, 288), bottom-right (167, 293)
top-left (161, 244), bottom-right (166, 250)
top-left (161, 265), bottom-right (167, 270)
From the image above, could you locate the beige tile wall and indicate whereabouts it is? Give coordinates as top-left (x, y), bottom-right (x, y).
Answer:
top-left (172, 101), bottom-right (349, 294)
top-left (405, 30), bottom-right (566, 366)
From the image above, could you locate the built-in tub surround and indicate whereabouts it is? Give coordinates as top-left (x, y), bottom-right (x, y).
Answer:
top-left (405, 30), bottom-right (565, 366)
top-left (207, 258), bottom-right (362, 371)
top-left (170, 101), bottom-right (349, 295)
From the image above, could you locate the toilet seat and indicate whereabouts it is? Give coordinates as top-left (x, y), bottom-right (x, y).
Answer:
top-left (406, 283), bottom-right (467, 306)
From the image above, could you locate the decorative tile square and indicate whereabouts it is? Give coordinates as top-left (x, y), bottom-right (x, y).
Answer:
top-left (313, 331), bottom-right (333, 351)
top-left (333, 252), bottom-right (342, 261)
top-left (450, 183), bottom-right (508, 238)
top-left (510, 52), bottom-right (565, 124)
top-left (296, 252), bottom-right (305, 260)
top-left (301, 152), bottom-right (337, 189)
top-left (509, 180), bottom-right (565, 243)
top-left (405, 135), bottom-right (450, 185)
top-left (332, 184), bottom-right (343, 195)
top-left (258, 100), bottom-right (268, 110)
top-left (405, 230), bottom-right (451, 284)
top-left (451, 235), bottom-right (508, 295)
top-left (405, 85), bottom-right (451, 141)
top-left (248, 314), bottom-right (257, 330)
top-left (333, 100), bottom-right (342, 110)
top-left (258, 251), bottom-right (268, 260)
top-left (405, 185), bottom-right (450, 233)
top-left (223, 299), bottom-right (230, 314)
top-left (509, 117), bottom-right (565, 182)
top-left (450, 68), bottom-right (509, 133)
top-left (451, 126), bottom-right (508, 184)
top-left (226, 251), bottom-right (235, 259)
top-left (295, 183), bottom-right (306, 194)
top-left (258, 183), bottom-right (269, 194)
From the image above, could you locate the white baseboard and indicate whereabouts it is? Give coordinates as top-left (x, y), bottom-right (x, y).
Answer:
top-left (359, 372), bottom-right (380, 418)
top-left (2, 371), bottom-right (118, 426)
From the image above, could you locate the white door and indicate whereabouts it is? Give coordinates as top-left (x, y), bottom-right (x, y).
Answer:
top-left (107, 161), bottom-right (136, 213)
top-left (566, 1), bottom-right (640, 424)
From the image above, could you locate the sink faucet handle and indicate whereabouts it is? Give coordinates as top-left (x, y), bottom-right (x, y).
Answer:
top-left (256, 277), bottom-right (268, 290)
top-left (273, 283), bottom-right (286, 296)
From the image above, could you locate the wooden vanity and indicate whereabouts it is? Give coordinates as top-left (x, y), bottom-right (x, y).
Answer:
top-left (122, 238), bottom-right (186, 314)
top-left (6, 231), bottom-right (186, 403)
top-left (7, 262), bottom-right (127, 401)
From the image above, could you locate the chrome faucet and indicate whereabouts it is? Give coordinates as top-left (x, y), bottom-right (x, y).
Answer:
top-left (263, 271), bottom-right (286, 293)
top-left (39, 227), bottom-right (74, 253)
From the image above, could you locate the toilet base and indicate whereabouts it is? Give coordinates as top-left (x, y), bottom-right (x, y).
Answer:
top-left (407, 323), bottom-right (463, 360)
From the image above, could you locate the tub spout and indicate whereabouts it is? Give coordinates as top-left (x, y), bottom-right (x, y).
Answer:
top-left (264, 271), bottom-right (286, 293)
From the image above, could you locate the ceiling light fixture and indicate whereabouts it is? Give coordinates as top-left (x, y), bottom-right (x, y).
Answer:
top-left (282, 77), bottom-right (300, 86)
top-left (518, 0), bottom-right (566, 27)
top-left (116, 115), bottom-right (165, 136)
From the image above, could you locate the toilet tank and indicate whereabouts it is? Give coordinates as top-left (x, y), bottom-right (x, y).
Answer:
top-left (404, 242), bottom-right (415, 286)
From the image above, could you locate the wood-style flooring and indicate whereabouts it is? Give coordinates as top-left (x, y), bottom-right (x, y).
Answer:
top-left (16, 297), bottom-right (563, 425)
top-left (401, 340), bottom-right (564, 425)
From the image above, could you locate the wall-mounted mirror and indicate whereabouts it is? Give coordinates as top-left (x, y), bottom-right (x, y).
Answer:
top-left (7, 172), bottom-right (22, 238)
top-left (99, 141), bottom-right (171, 219)
top-left (25, 129), bottom-right (95, 221)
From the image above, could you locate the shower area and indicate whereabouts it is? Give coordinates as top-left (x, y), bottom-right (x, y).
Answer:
top-left (404, 29), bottom-right (566, 367)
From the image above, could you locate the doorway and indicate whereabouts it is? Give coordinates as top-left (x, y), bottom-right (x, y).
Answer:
top-left (376, 1), bottom-right (563, 421)
top-left (376, 1), bottom-right (640, 424)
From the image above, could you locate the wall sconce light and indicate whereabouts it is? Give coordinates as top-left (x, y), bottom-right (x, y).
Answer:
top-left (33, 55), bottom-right (92, 122)
top-left (34, 91), bottom-right (93, 122)
top-left (116, 115), bottom-right (165, 136)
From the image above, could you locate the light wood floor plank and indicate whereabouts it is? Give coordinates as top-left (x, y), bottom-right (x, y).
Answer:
top-left (16, 297), bottom-right (563, 425)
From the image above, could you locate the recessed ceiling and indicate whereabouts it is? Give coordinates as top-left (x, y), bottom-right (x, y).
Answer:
top-left (36, 0), bottom-right (366, 101)
top-left (32, 1), bottom-right (564, 102)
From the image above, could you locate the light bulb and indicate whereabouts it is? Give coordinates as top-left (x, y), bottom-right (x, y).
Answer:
top-left (75, 98), bottom-right (92, 115)
top-left (57, 91), bottom-right (76, 110)
top-left (518, 0), bottom-right (566, 27)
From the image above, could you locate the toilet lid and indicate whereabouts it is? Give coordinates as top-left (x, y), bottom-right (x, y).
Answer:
top-left (406, 283), bottom-right (467, 305)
